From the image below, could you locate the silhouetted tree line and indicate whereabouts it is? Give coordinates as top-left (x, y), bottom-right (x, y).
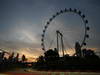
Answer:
top-left (0, 51), bottom-right (28, 72)
top-left (34, 48), bottom-right (100, 71)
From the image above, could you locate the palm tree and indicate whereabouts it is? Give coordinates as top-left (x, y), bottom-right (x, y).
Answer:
top-left (8, 52), bottom-right (14, 62)
top-left (14, 53), bottom-right (19, 62)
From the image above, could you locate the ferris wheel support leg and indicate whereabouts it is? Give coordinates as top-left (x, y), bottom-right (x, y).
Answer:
top-left (56, 31), bottom-right (59, 52)
top-left (61, 35), bottom-right (64, 57)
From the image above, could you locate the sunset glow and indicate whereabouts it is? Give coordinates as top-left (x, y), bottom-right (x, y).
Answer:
top-left (0, 0), bottom-right (100, 59)
top-left (0, 0), bottom-right (100, 73)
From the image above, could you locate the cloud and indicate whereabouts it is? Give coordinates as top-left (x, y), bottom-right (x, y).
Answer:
top-left (0, 0), bottom-right (100, 57)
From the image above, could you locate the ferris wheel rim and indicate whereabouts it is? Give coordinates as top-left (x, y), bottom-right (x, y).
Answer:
top-left (41, 8), bottom-right (90, 51)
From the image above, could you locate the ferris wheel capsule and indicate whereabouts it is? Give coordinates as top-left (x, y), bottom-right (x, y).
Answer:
top-left (56, 12), bottom-right (60, 16)
top-left (41, 38), bottom-right (44, 41)
top-left (42, 48), bottom-right (45, 51)
top-left (78, 11), bottom-right (81, 15)
top-left (52, 15), bottom-right (56, 18)
top-left (45, 26), bottom-right (48, 29)
top-left (42, 34), bottom-right (44, 37)
top-left (82, 14), bottom-right (85, 18)
top-left (86, 26), bottom-right (90, 30)
top-left (69, 8), bottom-right (72, 11)
top-left (43, 30), bottom-right (45, 33)
top-left (86, 34), bottom-right (89, 38)
top-left (85, 20), bottom-right (88, 24)
top-left (64, 8), bottom-right (68, 12)
top-left (60, 10), bottom-right (63, 13)
top-left (74, 9), bottom-right (77, 12)
top-left (47, 22), bottom-right (50, 25)
top-left (49, 18), bottom-right (53, 22)
top-left (83, 42), bottom-right (86, 45)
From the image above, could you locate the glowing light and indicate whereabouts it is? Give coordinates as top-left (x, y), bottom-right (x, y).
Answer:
top-left (86, 48), bottom-right (98, 51)
top-left (65, 48), bottom-right (75, 56)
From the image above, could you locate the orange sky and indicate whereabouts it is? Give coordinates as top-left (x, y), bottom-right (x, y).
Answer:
top-left (2, 47), bottom-right (98, 62)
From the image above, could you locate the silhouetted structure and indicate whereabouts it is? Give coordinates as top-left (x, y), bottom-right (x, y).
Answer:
top-left (56, 30), bottom-right (65, 57)
top-left (35, 48), bottom-right (100, 70)
top-left (75, 42), bottom-right (82, 57)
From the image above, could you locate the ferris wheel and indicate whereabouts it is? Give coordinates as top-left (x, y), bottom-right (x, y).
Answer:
top-left (41, 8), bottom-right (90, 55)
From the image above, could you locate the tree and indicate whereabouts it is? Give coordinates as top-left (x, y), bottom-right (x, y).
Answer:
top-left (14, 53), bottom-right (19, 62)
top-left (37, 55), bottom-right (44, 64)
top-left (22, 54), bottom-right (27, 62)
top-left (44, 49), bottom-right (59, 63)
top-left (82, 49), bottom-right (99, 59)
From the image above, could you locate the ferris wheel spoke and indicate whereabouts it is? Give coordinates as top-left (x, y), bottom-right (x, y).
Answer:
top-left (41, 8), bottom-right (90, 55)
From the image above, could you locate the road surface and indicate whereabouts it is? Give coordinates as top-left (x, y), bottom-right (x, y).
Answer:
top-left (0, 68), bottom-right (100, 75)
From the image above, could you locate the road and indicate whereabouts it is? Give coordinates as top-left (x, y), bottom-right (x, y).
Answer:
top-left (0, 68), bottom-right (100, 75)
